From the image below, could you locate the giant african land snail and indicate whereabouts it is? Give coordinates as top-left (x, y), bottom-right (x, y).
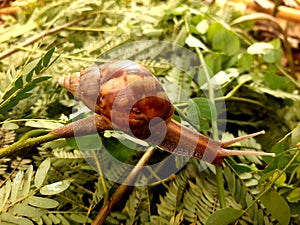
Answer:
top-left (50, 60), bottom-right (275, 165)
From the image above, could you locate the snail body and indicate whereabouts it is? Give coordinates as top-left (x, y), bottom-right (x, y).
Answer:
top-left (52, 60), bottom-right (275, 165)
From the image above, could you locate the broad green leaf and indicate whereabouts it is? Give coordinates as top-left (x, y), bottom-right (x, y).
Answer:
top-left (201, 70), bottom-right (239, 89)
top-left (0, 212), bottom-right (34, 225)
top-left (56, 214), bottom-right (70, 225)
top-left (41, 214), bottom-right (52, 224)
top-left (10, 171), bottom-right (24, 202)
top-left (17, 76), bottom-right (51, 95)
top-left (207, 23), bottom-right (240, 55)
top-left (247, 42), bottom-right (273, 55)
top-left (249, 86), bottom-right (300, 101)
top-left (290, 124), bottom-right (300, 147)
top-left (21, 58), bottom-right (40, 78)
top-left (66, 134), bottom-right (102, 150)
top-left (196, 19), bottom-right (209, 34)
top-left (40, 179), bottom-right (72, 195)
top-left (32, 75), bottom-right (52, 84)
top-left (204, 53), bottom-right (223, 74)
top-left (232, 164), bottom-right (253, 173)
top-left (287, 188), bottom-right (300, 203)
top-left (13, 203), bottom-right (47, 218)
top-left (185, 34), bottom-right (209, 50)
top-left (25, 120), bottom-right (63, 130)
top-left (23, 165), bottom-right (33, 196)
top-left (15, 76), bottom-right (23, 88)
top-left (0, 179), bottom-right (11, 209)
top-left (2, 122), bottom-right (19, 130)
top-left (69, 214), bottom-right (92, 223)
top-left (264, 71), bottom-right (293, 91)
top-left (27, 196), bottom-right (60, 209)
top-left (0, 99), bottom-right (19, 114)
top-left (238, 53), bottom-right (253, 71)
top-left (43, 48), bottom-right (55, 67)
top-left (48, 214), bottom-right (61, 224)
top-left (206, 208), bottom-right (243, 225)
top-left (34, 158), bottom-right (51, 188)
top-left (14, 93), bottom-right (32, 101)
top-left (191, 97), bottom-right (217, 120)
top-left (231, 12), bottom-right (278, 27)
top-left (34, 58), bottom-right (43, 76)
top-left (1, 86), bottom-right (17, 101)
top-left (260, 189), bottom-right (290, 225)
top-left (263, 51), bottom-right (276, 63)
top-left (26, 70), bottom-right (35, 83)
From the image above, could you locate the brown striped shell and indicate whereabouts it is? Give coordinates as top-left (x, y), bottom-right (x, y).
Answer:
top-left (59, 60), bottom-right (174, 140)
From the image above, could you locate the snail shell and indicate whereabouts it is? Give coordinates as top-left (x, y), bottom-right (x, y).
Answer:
top-left (60, 60), bottom-right (174, 140)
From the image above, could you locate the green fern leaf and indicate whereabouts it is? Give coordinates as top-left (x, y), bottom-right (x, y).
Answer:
top-left (0, 48), bottom-right (56, 114)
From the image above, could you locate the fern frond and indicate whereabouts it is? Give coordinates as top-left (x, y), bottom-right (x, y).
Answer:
top-left (224, 166), bottom-right (273, 224)
top-left (122, 177), bottom-right (151, 224)
top-left (157, 166), bottom-right (192, 221)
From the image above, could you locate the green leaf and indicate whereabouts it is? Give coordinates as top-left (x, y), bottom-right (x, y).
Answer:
top-left (15, 76), bottom-right (23, 88)
top-left (10, 171), bottom-right (24, 202)
top-left (191, 97), bottom-right (217, 120)
top-left (66, 134), bottom-right (102, 150)
top-left (13, 203), bottom-right (47, 218)
top-left (25, 120), bottom-right (63, 130)
top-left (196, 19), bottom-right (209, 34)
top-left (1, 86), bottom-right (17, 101)
top-left (206, 208), bottom-right (243, 225)
top-left (0, 212), bottom-right (34, 225)
top-left (185, 34), bottom-right (209, 50)
top-left (69, 214), bottom-right (92, 223)
top-left (287, 188), bottom-right (300, 203)
top-left (260, 189), bottom-right (290, 225)
top-left (34, 158), bottom-right (51, 188)
top-left (207, 23), bottom-right (240, 55)
top-left (40, 179), bottom-right (72, 195)
top-left (23, 165), bottom-right (33, 196)
top-left (27, 196), bottom-right (60, 209)
top-left (247, 42), bottom-right (273, 55)
top-left (26, 70), bottom-right (35, 83)
top-left (43, 48), bottom-right (55, 67)
top-left (48, 214), bottom-right (61, 224)
top-left (34, 58), bottom-right (43, 76)
top-left (238, 53), bottom-right (253, 71)
top-left (170, 211), bottom-right (183, 225)
top-left (21, 58), bottom-right (39, 78)
top-left (56, 214), bottom-right (71, 225)
top-left (32, 75), bottom-right (52, 84)
top-left (2, 122), bottom-right (19, 130)
top-left (252, 86), bottom-right (300, 101)
top-left (0, 179), bottom-right (11, 209)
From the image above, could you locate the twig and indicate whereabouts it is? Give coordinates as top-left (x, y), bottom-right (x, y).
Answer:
top-left (91, 147), bottom-right (156, 225)
top-left (0, 17), bottom-right (84, 60)
top-left (230, 0), bottom-right (300, 22)
top-left (0, 133), bottom-right (57, 158)
top-left (0, 6), bottom-right (18, 15)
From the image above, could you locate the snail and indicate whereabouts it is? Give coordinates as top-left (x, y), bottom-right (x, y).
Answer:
top-left (50, 60), bottom-right (275, 165)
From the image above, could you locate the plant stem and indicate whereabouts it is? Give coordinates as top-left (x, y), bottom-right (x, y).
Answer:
top-left (244, 148), bottom-right (299, 212)
top-left (0, 133), bottom-right (57, 158)
top-left (196, 48), bottom-right (226, 208)
top-left (0, 18), bottom-right (85, 60)
top-left (92, 147), bottom-right (156, 225)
